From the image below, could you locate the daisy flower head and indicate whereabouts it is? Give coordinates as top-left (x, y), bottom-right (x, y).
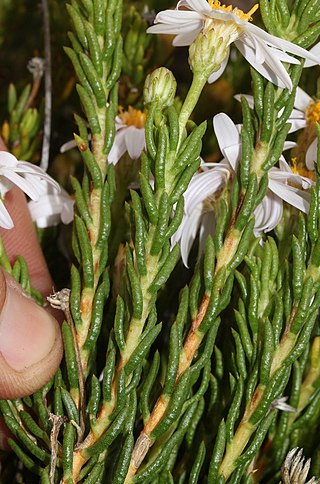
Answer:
top-left (107, 106), bottom-right (146, 164)
top-left (236, 86), bottom-right (320, 171)
top-left (148, 0), bottom-right (319, 89)
top-left (253, 158), bottom-right (312, 236)
top-left (214, 113), bottom-right (313, 223)
top-left (171, 160), bottom-right (232, 267)
top-left (0, 151), bottom-right (60, 230)
top-left (61, 106), bottom-right (147, 165)
top-left (291, 87), bottom-right (320, 171)
top-left (28, 180), bottom-right (74, 228)
top-left (171, 113), bottom-right (314, 266)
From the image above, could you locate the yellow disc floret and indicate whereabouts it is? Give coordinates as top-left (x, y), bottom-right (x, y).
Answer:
top-left (306, 100), bottom-right (320, 126)
top-left (118, 106), bottom-right (146, 129)
top-left (208, 0), bottom-right (259, 21)
top-left (291, 157), bottom-right (316, 182)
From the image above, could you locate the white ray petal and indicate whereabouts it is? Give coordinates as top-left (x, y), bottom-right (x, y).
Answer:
top-left (0, 151), bottom-right (19, 167)
top-left (245, 23), bottom-right (320, 64)
top-left (177, 0), bottom-right (189, 8)
top-left (108, 129), bottom-right (127, 164)
top-left (249, 34), bottom-right (266, 64)
top-left (148, 22), bottom-right (193, 35)
top-left (180, 207), bottom-right (203, 267)
top-left (265, 46), bottom-right (301, 65)
top-left (207, 54), bottom-right (229, 84)
top-left (254, 190), bottom-right (283, 235)
top-left (173, 28), bottom-right (201, 46)
top-left (184, 0), bottom-right (213, 14)
top-left (1, 171), bottom-right (40, 200)
top-left (208, 8), bottom-right (246, 24)
top-left (29, 193), bottom-right (74, 228)
top-left (125, 127), bottom-right (146, 159)
top-left (235, 40), bottom-right (289, 89)
top-left (303, 41), bottom-right (320, 67)
top-left (155, 10), bottom-right (204, 23)
top-left (268, 179), bottom-right (310, 213)
top-left (234, 94), bottom-right (254, 109)
top-left (213, 113), bottom-right (240, 154)
top-left (199, 211), bottom-right (216, 256)
top-left (0, 200), bottom-right (14, 229)
top-left (306, 138), bottom-right (318, 170)
top-left (184, 169), bottom-right (227, 212)
top-left (60, 139), bottom-right (77, 153)
top-left (294, 86), bottom-right (312, 112)
top-left (223, 145), bottom-right (240, 170)
top-left (258, 44), bottom-right (297, 88)
top-left (61, 201), bottom-right (75, 224)
top-left (288, 119), bottom-right (307, 133)
top-left (276, 159), bottom-right (313, 189)
top-left (283, 141), bottom-right (297, 151)
top-left (290, 108), bottom-right (305, 119)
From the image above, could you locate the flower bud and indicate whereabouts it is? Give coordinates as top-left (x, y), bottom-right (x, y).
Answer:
top-left (144, 67), bottom-right (177, 108)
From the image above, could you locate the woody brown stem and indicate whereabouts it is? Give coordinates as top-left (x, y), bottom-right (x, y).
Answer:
top-left (124, 294), bottom-right (210, 482)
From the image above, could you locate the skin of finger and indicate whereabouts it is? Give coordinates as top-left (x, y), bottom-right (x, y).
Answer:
top-left (0, 137), bottom-right (7, 151)
top-left (0, 140), bottom-right (64, 448)
top-left (0, 269), bottom-right (63, 399)
top-left (0, 345), bottom-right (63, 400)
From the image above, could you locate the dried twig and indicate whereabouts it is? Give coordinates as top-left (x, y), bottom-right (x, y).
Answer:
top-left (281, 448), bottom-right (320, 484)
top-left (40, 0), bottom-right (52, 171)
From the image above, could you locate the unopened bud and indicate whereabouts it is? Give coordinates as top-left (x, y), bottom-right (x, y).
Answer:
top-left (144, 67), bottom-right (177, 108)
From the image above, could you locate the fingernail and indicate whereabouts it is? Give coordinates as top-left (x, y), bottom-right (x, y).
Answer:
top-left (0, 270), bottom-right (58, 371)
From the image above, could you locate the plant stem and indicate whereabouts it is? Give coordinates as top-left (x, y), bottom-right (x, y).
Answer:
top-left (178, 72), bottom-right (207, 149)
top-left (218, 319), bottom-right (308, 479)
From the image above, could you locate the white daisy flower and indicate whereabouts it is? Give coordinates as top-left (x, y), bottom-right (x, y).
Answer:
top-left (60, 106), bottom-right (147, 165)
top-left (236, 83), bottom-right (320, 172)
top-left (0, 151), bottom-right (60, 230)
top-left (236, 85), bottom-right (319, 132)
top-left (108, 106), bottom-right (146, 164)
top-left (147, 0), bottom-right (319, 90)
top-left (172, 114), bottom-right (313, 266)
top-left (290, 87), bottom-right (320, 170)
top-left (254, 157), bottom-right (311, 236)
top-left (234, 88), bottom-right (309, 134)
top-left (171, 161), bottom-right (231, 266)
top-left (28, 180), bottom-right (74, 228)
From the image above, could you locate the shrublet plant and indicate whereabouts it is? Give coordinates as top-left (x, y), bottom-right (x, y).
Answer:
top-left (1, 0), bottom-right (320, 482)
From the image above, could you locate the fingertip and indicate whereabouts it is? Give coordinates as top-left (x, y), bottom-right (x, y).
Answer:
top-left (0, 136), bottom-right (7, 151)
top-left (0, 269), bottom-right (63, 400)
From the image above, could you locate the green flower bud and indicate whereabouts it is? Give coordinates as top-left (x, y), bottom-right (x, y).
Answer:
top-left (144, 67), bottom-right (177, 108)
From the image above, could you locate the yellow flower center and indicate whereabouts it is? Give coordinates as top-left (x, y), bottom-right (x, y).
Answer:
top-left (306, 100), bottom-right (320, 126)
top-left (118, 106), bottom-right (146, 129)
top-left (208, 0), bottom-right (259, 21)
top-left (291, 157), bottom-right (316, 182)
